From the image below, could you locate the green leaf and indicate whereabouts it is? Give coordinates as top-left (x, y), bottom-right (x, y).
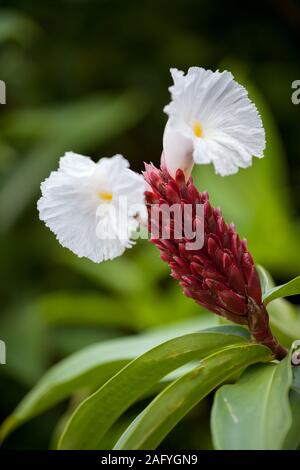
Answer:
top-left (115, 343), bottom-right (271, 450)
top-left (263, 276), bottom-right (300, 305)
top-left (257, 264), bottom-right (273, 296)
top-left (211, 353), bottom-right (293, 449)
top-left (0, 315), bottom-right (217, 442)
top-left (58, 327), bottom-right (253, 449)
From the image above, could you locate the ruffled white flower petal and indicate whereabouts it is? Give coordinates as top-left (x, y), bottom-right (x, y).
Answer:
top-left (163, 67), bottom-right (266, 177)
top-left (162, 121), bottom-right (194, 179)
top-left (38, 152), bottom-right (146, 263)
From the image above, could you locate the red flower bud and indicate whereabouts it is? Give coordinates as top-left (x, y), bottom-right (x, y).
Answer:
top-left (143, 163), bottom-right (287, 360)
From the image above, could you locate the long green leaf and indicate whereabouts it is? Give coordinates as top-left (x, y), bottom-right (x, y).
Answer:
top-left (58, 328), bottom-right (252, 449)
top-left (263, 276), bottom-right (300, 305)
top-left (211, 354), bottom-right (293, 449)
top-left (0, 315), bottom-right (218, 442)
top-left (115, 343), bottom-right (271, 450)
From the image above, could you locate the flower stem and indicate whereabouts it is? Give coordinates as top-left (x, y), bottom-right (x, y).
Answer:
top-left (247, 298), bottom-right (287, 360)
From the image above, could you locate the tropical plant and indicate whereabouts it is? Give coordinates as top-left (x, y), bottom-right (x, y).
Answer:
top-left (1, 65), bottom-right (300, 451)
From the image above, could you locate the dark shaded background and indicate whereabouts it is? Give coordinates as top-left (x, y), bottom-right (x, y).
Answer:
top-left (0, 0), bottom-right (299, 449)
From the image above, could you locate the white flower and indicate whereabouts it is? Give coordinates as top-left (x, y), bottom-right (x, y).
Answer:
top-left (163, 67), bottom-right (266, 177)
top-left (38, 152), bottom-right (146, 263)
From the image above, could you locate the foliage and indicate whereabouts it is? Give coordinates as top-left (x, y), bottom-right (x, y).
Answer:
top-left (2, 269), bottom-right (300, 449)
top-left (2, 265), bottom-right (300, 449)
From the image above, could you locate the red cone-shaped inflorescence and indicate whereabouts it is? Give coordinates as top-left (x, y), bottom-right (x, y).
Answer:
top-left (143, 163), bottom-right (287, 360)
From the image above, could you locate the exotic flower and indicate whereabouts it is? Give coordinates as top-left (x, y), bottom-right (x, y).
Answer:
top-left (38, 152), bottom-right (145, 263)
top-left (163, 67), bottom-right (266, 178)
top-left (143, 162), bottom-right (286, 360)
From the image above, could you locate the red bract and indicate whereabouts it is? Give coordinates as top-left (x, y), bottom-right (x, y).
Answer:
top-left (143, 163), bottom-right (287, 360)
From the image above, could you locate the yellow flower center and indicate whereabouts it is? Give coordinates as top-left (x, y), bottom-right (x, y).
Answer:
top-left (97, 191), bottom-right (113, 201)
top-left (193, 121), bottom-right (203, 138)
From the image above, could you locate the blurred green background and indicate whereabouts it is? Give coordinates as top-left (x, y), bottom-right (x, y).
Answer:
top-left (0, 0), bottom-right (299, 449)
